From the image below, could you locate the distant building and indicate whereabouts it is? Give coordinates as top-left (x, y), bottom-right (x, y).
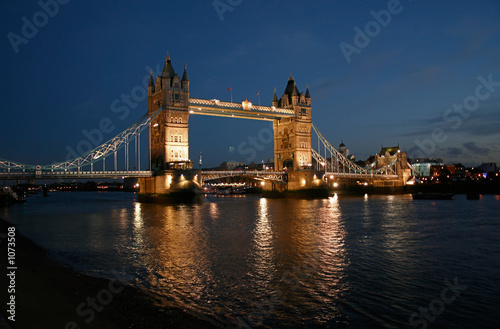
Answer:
top-left (430, 165), bottom-right (455, 177)
top-left (478, 162), bottom-right (497, 174)
top-left (466, 166), bottom-right (485, 180)
top-left (453, 163), bottom-right (466, 178)
top-left (409, 158), bottom-right (444, 177)
top-left (339, 141), bottom-right (349, 157)
top-left (218, 161), bottom-right (246, 170)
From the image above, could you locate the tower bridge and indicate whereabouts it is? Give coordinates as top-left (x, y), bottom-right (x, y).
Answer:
top-left (0, 54), bottom-right (414, 199)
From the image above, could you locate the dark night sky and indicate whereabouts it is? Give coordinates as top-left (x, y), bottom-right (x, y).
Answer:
top-left (1, 0), bottom-right (499, 168)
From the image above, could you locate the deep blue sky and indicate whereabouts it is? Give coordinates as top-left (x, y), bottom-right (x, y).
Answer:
top-left (1, 0), bottom-right (499, 168)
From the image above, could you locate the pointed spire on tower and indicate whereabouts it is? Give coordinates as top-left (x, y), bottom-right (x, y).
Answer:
top-left (305, 84), bottom-right (311, 98)
top-left (272, 87), bottom-right (278, 107)
top-left (161, 52), bottom-right (176, 79)
top-left (292, 82), bottom-right (299, 96)
top-left (148, 69), bottom-right (154, 87)
top-left (182, 63), bottom-right (189, 82)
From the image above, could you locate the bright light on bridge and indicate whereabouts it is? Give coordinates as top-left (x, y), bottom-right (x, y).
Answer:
top-left (242, 99), bottom-right (252, 110)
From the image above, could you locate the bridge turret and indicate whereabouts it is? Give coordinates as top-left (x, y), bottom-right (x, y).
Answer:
top-left (291, 82), bottom-right (299, 106)
top-left (273, 75), bottom-right (312, 171)
top-left (161, 54), bottom-right (177, 90)
top-left (272, 88), bottom-right (278, 108)
top-left (148, 53), bottom-right (191, 170)
top-left (182, 64), bottom-right (189, 85)
top-left (305, 85), bottom-right (311, 106)
top-left (148, 70), bottom-right (155, 96)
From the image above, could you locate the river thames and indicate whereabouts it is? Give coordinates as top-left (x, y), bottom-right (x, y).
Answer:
top-left (2, 192), bottom-right (500, 328)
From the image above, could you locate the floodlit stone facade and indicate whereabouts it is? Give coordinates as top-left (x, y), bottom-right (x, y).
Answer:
top-left (272, 76), bottom-right (312, 171)
top-left (147, 54), bottom-right (190, 170)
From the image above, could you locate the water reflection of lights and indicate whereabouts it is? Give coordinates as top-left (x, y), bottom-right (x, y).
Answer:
top-left (134, 203), bottom-right (143, 229)
top-left (141, 205), bottom-right (213, 307)
top-left (132, 202), bottom-right (146, 251)
top-left (258, 198), bottom-right (268, 220)
top-left (379, 195), bottom-right (418, 277)
top-left (317, 196), bottom-right (349, 302)
top-left (251, 198), bottom-right (275, 284)
top-left (209, 202), bottom-right (219, 220)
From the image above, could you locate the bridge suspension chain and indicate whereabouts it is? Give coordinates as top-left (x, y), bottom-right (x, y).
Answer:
top-left (311, 149), bottom-right (337, 172)
top-left (0, 107), bottom-right (163, 172)
top-left (311, 122), bottom-right (367, 173)
top-left (311, 122), bottom-right (401, 176)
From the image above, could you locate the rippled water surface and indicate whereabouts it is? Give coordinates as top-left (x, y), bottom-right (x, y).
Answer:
top-left (3, 192), bottom-right (500, 328)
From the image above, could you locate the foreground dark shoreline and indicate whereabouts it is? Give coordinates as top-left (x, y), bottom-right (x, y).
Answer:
top-left (0, 218), bottom-right (224, 329)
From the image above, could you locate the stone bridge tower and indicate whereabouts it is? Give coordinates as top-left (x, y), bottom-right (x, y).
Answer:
top-left (147, 54), bottom-right (190, 170)
top-left (273, 76), bottom-right (312, 171)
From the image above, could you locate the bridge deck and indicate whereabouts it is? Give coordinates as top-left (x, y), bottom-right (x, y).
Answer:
top-left (189, 98), bottom-right (295, 121)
